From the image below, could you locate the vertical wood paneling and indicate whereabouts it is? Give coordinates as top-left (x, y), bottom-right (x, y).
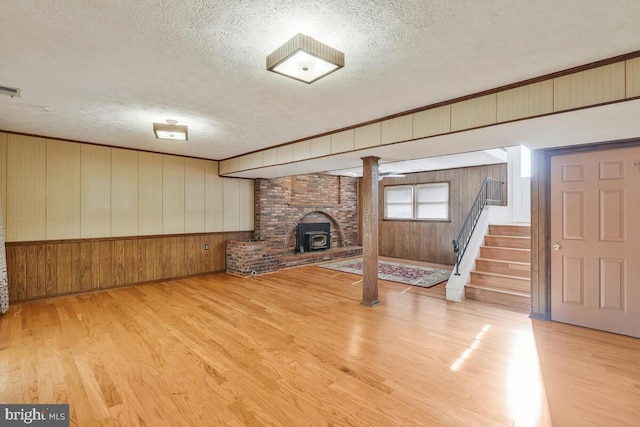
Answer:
top-left (99, 240), bottom-right (111, 289)
top-left (5, 230), bottom-right (252, 302)
top-left (56, 243), bottom-right (73, 295)
top-left (554, 62), bottom-right (626, 111)
top-left (225, 157), bottom-right (240, 174)
top-left (330, 130), bottom-right (354, 154)
top-left (218, 159), bottom-right (232, 175)
top-left (6, 245), bottom-right (27, 300)
top-left (185, 235), bottom-right (202, 275)
top-left (237, 155), bottom-right (251, 171)
top-left (0, 132), bottom-right (7, 223)
top-left (7, 134), bottom-right (46, 241)
top-left (22, 244), bottom-right (34, 298)
top-left (277, 145), bottom-right (293, 164)
top-left (162, 155), bottom-right (185, 234)
top-left (111, 148), bottom-right (139, 237)
top-left (81, 144), bottom-right (111, 238)
top-left (46, 139), bottom-right (81, 240)
top-left (497, 80), bottom-right (554, 122)
top-left (238, 179), bottom-right (254, 230)
top-left (222, 178), bottom-right (240, 231)
top-left (210, 234), bottom-right (226, 272)
top-left (90, 241), bottom-right (102, 290)
top-left (25, 244), bottom-right (45, 297)
top-left (250, 152), bottom-right (265, 168)
top-left (626, 57), bottom-right (640, 98)
top-left (138, 152), bottom-right (163, 235)
top-left (292, 140), bottom-right (311, 161)
top-left (412, 105), bottom-right (451, 139)
top-left (162, 236), bottom-right (180, 278)
top-left (379, 163), bottom-right (507, 264)
top-left (202, 235), bottom-right (213, 272)
top-left (381, 115), bottom-right (413, 145)
top-left (124, 239), bottom-right (136, 284)
top-left (142, 238), bottom-right (157, 281)
top-left (165, 236), bottom-right (177, 278)
top-left (530, 148), bottom-right (550, 319)
top-left (355, 123), bottom-right (381, 149)
top-left (451, 94), bottom-right (497, 132)
top-left (204, 161), bottom-right (223, 232)
top-left (70, 242), bottom-right (81, 293)
top-left (174, 236), bottom-right (186, 277)
top-left (80, 241), bottom-right (98, 291)
top-left (310, 135), bottom-right (331, 158)
top-left (135, 238), bottom-right (146, 282)
top-left (184, 158), bottom-right (205, 233)
top-left (263, 148), bottom-right (278, 166)
top-left (153, 238), bottom-right (163, 280)
top-left (112, 239), bottom-right (125, 287)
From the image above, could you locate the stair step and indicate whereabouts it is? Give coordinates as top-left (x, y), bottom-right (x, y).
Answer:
top-left (484, 235), bottom-right (531, 249)
top-left (465, 284), bottom-right (531, 311)
top-left (470, 271), bottom-right (531, 293)
top-left (480, 246), bottom-right (531, 262)
top-left (488, 224), bottom-right (531, 237)
top-left (465, 224), bottom-right (532, 312)
top-left (475, 258), bottom-right (530, 278)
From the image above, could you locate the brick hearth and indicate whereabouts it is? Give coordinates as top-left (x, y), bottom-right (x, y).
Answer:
top-left (226, 174), bottom-right (361, 275)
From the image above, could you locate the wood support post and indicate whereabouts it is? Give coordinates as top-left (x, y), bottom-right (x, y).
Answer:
top-left (360, 156), bottom-right (380, 306)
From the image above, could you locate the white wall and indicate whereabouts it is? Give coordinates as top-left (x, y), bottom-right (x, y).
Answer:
top-left (507, 145), bottom-right (531, 223)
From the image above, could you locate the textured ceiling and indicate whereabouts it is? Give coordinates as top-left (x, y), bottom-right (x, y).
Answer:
top-left (1, 1), bottom-right (640, 169)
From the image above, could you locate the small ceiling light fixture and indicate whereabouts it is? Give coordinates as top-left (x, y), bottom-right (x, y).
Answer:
top-left (153, 119), bottom-right (188, 141)
top-left (266, 33), bottom-right (344, 84)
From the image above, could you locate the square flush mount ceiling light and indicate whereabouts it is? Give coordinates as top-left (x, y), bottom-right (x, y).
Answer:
top-left (153, 120), bottom-right (188, 141)
top-left (266, 33), bottom-right (344, 84)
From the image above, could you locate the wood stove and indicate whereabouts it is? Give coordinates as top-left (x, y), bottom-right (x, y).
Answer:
top-left (296, 222), bottom-right (330, 253)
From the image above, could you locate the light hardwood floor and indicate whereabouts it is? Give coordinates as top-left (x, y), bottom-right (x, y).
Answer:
top-left (0, 265), bottom-right (638, 426)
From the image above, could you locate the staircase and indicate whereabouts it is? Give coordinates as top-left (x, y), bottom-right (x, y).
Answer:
top-left (465, 224), bottom-right (531, 311)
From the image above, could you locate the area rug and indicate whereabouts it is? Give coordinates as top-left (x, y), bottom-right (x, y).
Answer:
top-left (318, 258), bottom-right (452, 288)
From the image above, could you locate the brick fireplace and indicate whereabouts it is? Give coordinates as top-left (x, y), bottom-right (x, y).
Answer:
top-left (226, 174), bottom-right (362, 275)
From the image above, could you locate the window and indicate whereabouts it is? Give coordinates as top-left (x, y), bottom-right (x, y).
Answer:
top-left (384, 182), bottom-right (449, 220)
top-left (383, 185), bottom-right (413, 219)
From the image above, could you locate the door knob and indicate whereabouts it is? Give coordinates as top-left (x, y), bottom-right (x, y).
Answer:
top-left (553, 243), bottom-right (561, 251)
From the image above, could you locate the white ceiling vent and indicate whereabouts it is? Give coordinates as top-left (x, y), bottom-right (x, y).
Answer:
top-left (0, 85), bottom-right (21, 98)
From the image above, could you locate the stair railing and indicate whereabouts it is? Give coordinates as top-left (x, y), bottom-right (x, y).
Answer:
top-left (452, 178), bottom-right (504, 275)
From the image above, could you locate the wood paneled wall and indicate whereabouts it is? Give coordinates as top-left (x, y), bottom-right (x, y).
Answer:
top-left (0, 132), bottom-right (254, 242)
top-left (377, 163), bottom-right (507, 265)
top-left (530, 148), bottom-right (550, 319)
top-left (5, 231), bottom-right (252, 302)
top-left (0, 131), bottom-right (255, 302)
top-left (221, 54), bottom-right (640, 177)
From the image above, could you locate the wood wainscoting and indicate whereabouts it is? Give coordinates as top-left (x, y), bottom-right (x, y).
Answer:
top-left (377, 163), bottom-right (507, 265)
top-left (4, 231), bottom-right (253, 302)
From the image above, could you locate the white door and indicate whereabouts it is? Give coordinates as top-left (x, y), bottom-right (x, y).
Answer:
top-left (550, 146), bottom-right (640, 338)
